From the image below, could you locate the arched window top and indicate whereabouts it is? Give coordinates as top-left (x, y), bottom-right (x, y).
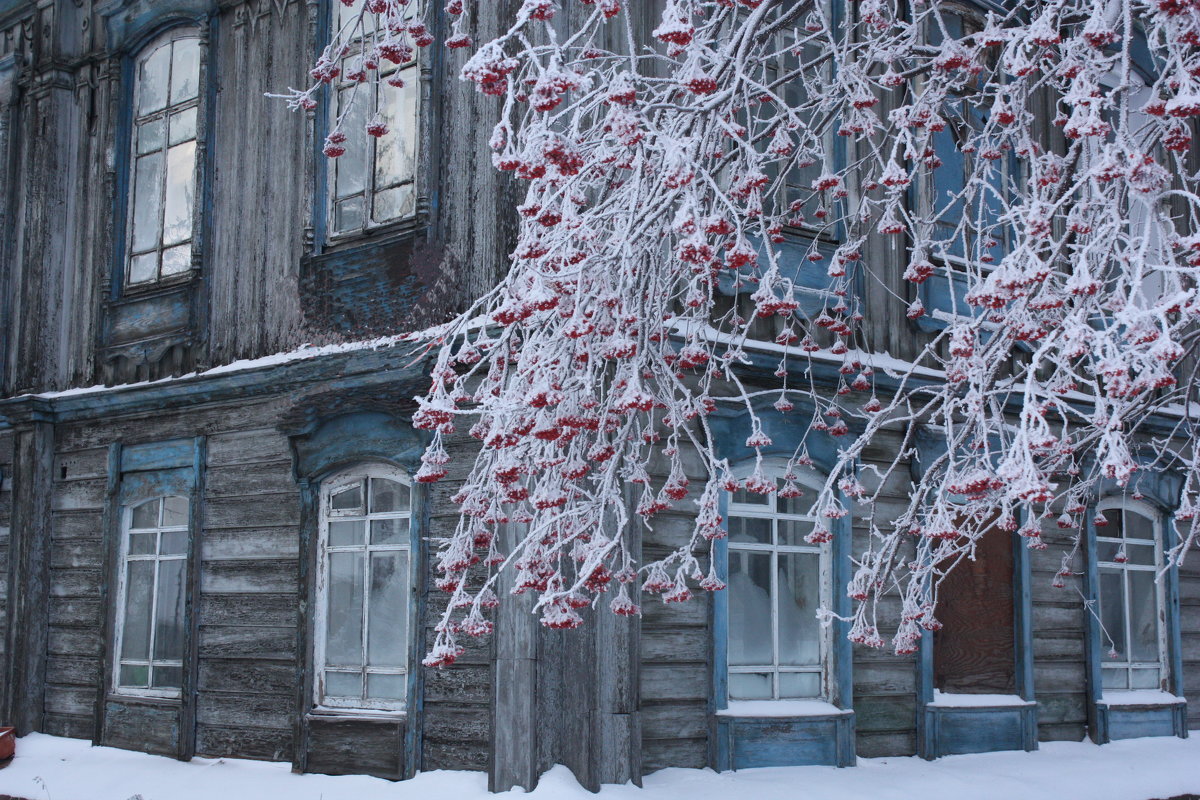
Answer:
top-left (134, 29), bottom-right (201, 117)
top-left (128, 495), bottom-right (190, 531)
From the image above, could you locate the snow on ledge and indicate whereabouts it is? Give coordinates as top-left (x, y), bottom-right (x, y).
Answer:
top-left (1100, 690), bottom-right (1186, 707)
top-left (928, 691), bottom-right (1036, 708)
top-left (716, 699), bottom-right (851, 717)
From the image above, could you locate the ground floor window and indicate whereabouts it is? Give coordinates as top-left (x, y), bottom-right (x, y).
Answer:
top-left (316, 465), bottom-right (413, 712)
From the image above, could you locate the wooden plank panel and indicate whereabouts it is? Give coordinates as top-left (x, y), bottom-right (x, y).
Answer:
top-left (51, 510), bottom-right (104, 540)
top-left (198, 625), bottom-right (296, 660)
top-left (47, 626), bottom-right (102, 657)
top-left (199, 593), bottom-right (298, 628)
top-left (53, 449), bottom-right (110, 481)
top-left (207, 429), bottom-right (292, 467)
top-left (424, 663), bottom-right (491, 704)
top-left (641, 738), bottom-right (706, 772)
top-left (640, 663), bottom-right (708, 702)
top-left (48, 597), bottom-right (102, 627)
top-left (853, 694), bottom-right (916, 733)
top-left (196, 692), bottom-right (294, 730)
top-left (102, 700), bottom-right (179, 755)
top-left (48, 568), bottom-right (102, 598)
top-left (50, 478), bottom-right (107, 512)
top-left (45, 655), bottom-right (100, 687)
top-left (202, 526), bottom-right (299, 561)
top-left (197, 659), bottom-right (298, 696)
top-left (49, 539), bottom-right (104, 569)
top-left (205, 495), bottom-right (300, 529)
top-left (44, 685), bottom-right (96, 717)
top-left (640, 627), bottom-right (708, 662)
top-left (201, 559), bottom-right (298, 594)
top-left (305, 717), bottom-right (403, 778)
top-left (205, 463), bottom-right (298, 498)
top-left (196, 723), bottom-right (293, 761)
top-left (640, 701), bottom-right (707, 739)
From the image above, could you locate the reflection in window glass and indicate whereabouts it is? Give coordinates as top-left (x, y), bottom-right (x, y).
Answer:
top-left (727, 475), bottom-right (825, 701)
top-left (319, 472), bottom-right (413, 711)
top-left (328, 10), bottom-right (419, 237)
top-left (1096, 504), bottom-right (1164, 693)
top-left (126, 34), bottom-right (202, 286)
top-left (115, 496), bottom-right (190, 695)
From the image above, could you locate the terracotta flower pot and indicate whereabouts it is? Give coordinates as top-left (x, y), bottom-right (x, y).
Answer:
top-left (0, 727), bottom-right (15, 764)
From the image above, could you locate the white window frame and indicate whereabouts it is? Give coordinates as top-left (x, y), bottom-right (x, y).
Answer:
top-left (112, 496), bottom-right (190, 699)
top-left (1095, 497), bottom-right (1169, 694)
top-left (314, 464), bottom-right (414, 714)
top-left (726, 466), bottom-right (831, 702)
top-left (124, 27), bottom-right (203, 287)
top-left (326, 3), bottom-right (421, 239)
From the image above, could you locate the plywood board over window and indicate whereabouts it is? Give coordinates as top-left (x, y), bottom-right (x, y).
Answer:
top-left (933, 526), bottom-right (1016, 695)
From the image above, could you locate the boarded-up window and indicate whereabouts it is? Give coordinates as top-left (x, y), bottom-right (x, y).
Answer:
top-left (933, 528), bottom-right (1016, 694)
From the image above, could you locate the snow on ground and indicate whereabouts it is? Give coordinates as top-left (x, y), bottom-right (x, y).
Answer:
top-left (2, 732), bottom-right (1198, 800)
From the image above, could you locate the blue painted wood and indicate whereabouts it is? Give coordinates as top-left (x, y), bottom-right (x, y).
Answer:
top-left (121, 438), bottom-right (195, 472)
top-left (924, 706), bottom-right (1034, 757)
top-left (92, 443), bottom-right (124, 745)
top-left (716, 714), bottom-right (854, 770)
top-left (290, 411), bottom-right (428, 480)
top-left (1013, 508), bottom-right (1036, 706)
top-left (97, 1), bottom-right (213, 52)
top-left (106, 289), bottom-right (193, 346)
top-left (179, 435), bottom-right (206, 760)
top-left (1082, 508), bottom-right (1107, 743)
top-left (1105, 707), bottom-right (1180, 740)
top-left (404, 480), bottom-right (429, 777)
top-left (118, 467), bottom-right (195, 505)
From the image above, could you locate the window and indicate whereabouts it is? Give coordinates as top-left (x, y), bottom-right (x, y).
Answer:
top-left (126, 30), bottom-right (203, 286)
top-left (726, 479), bottom-right (827, 701)
top-left (114, 496), bottom-right (190, 696)
top-left (316, 466), bottom-right (413, 711)
top-left (327, 2), bottom-right (420, 237)
top-left (1096, 501), bottom-right (1167, 692)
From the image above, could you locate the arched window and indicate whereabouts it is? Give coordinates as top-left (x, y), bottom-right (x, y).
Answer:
top-left (316, 465), bottom-right (414, 711)
top-left (1096, 500), bottom-right (1167, 692)
top-left (725, 470), bottom-right (828, 701)
top-left (125, 29), bottom-right (202, 286)
top-left (114, 496), bottom-right (190, 696)
top-left (326, 2), bottom-right (420, 237)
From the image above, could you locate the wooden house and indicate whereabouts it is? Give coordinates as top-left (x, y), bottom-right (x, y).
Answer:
top-left (0, 0), bottom-right (1194, 792)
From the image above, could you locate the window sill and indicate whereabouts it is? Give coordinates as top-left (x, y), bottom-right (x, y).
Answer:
top-left (928, 692), bottom-right (1036, 708)
top-left (107, 692), bottom-right (181, 705)
top-left (316, 216), bottom-right (426, 258)
top-left (307, 708), bottom-right (407, 723)
top-left (717, 699), bottom-right (850, 718)
top-left (1099, 691), bottom-right (1185, 707)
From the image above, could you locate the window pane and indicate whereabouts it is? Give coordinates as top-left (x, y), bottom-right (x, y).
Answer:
top-left (169, 107), bottom-right (197, 146)
top-left (372, 185), bottom-right (414, 224)
top-left (128, 532), bottom-right (155, 556)
top-left (159, 531), bottom-right (189, 556)
top-left (1131, 667), bottom-right (1161, 690)
top-left (138, 45), bottom-right (170, 115)
top-left (1125, 544), bottom-right (1156, 567)
top-left (331, 482), bottom-right (364, 513)
top-left (370, 518), bottom-right (407, 546)
top-left (777, 552), bottom-right (821, 667)
top-left (728, 551), bottom-right (773, 666)
top-left (778, 519), bottom-right (813, 547)
top-left (153, 664), bottom-right (182, 690)
top-left (137, 118), bottom-right (165, 155)
top-left (779, 671), bottom-right (821, 698)
top-left (334, 87), bottom-right (368, 198)
top-left (1101, 667), bottom-right (1128, 690)
top-left (732, 487), bottom-right (770, 506)
top-left (326, 552), bottom-right (365, 667)
top-left (1096, 540), bottom-right (1122, 563)
top-left (162, 141), bottom-right (196, 246)
top-left (375, 72), bottom-right (417, 188)
top-left (370, 478), bottom-right (408, 513)
top-left (325, 670), bottom-right (362, 699)
top-left (132, 499), bottom-right (160, 529)
top-left (161, 244), bottom-right (191, 277)
top-left (131, 154), bottom-right (164, 253)
top-left (368, 551), bottom-right (409, 668)
top-left (728, 516), bottom-right (770, 545)
top-left (153, 558), bottom-right (187, 660)
top-left (334, 197), bottom-right (364, 232)
top-left (128, 253), bottom-right (158, 285)
top-left (163, 496), bottom-right (189, 527)
top-left (329, 520), bottom-right (365, 547)
top-left (729, 672), bottom-right (772, 701)
top-left (170, 39), bottom-right (201, 104)
top-left (1101, 509), bottom-right (1122, 533)
top-left (777, 488), bottom-right (805, 516)
top-left (1123, 512), bottom-right (1154, 542)
top-left (1127, 569), bottom-right (1160, 663)
top-left (119, 663), bottom-right (150, 688)
top-left (1099, 568), bottom-right (1126, 662)
top-left (121, 561), bottom-right (155, 660)
top-left (367, 672), bottom-right (407, 701)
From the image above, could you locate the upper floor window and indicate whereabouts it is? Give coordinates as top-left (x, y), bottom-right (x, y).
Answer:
top-left (126, 30), bottom-right (202, 287)
top-left (327, 3), bottom-right (420, 238)
top-left (316, 465), bottom-right (414, 712)
top-left (726, 475), bottom-right (827, 701)
top-left (1096, 500), bottom-right (1167, 693)
top-left (114, 496), bottom-right (190, 697)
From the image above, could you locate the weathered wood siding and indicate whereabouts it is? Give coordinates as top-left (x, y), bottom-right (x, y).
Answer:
top-left (1181, 550), bottom-right (1200, 730)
